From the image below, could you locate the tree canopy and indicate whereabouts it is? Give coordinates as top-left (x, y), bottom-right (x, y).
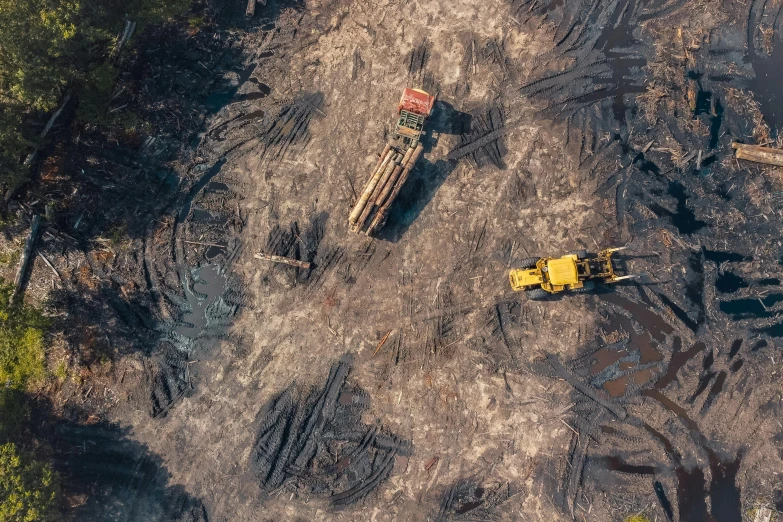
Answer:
top-left (0, 0), bottom-right (192, 189)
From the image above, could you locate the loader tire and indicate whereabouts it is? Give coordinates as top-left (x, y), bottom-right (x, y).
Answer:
top-left (525, 288), bottom-right (549, 300)
top-left (574, 280), bottom-right (595, 293)
top-left (517, 257), bottom-right (539, 269)
top-left (568, 249), bottom-right (588, 259)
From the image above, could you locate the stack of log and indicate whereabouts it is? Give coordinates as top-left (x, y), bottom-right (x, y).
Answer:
top-left (348, 142), bottom-right (424, 236)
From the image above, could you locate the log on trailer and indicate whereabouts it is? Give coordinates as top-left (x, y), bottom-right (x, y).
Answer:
top-left (366, 143), bottom-right (424, 236)
top-left (732, 142), bottom-right (783, 167)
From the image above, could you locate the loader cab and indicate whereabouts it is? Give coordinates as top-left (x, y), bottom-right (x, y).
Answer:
top-left (393, 88), bottom-right (436, 146)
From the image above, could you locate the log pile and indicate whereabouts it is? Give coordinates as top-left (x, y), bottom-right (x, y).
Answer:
top-left (348, 142), bottom-right (424, 236)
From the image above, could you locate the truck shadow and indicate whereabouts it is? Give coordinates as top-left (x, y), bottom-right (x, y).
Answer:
top-left (374, 158), bottom-right (456, 243)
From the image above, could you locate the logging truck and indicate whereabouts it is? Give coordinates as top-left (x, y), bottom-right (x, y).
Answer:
top-left (348, 88), bottom-right (436, 236)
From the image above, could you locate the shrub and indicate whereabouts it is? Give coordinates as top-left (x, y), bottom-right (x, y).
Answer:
top-left (0, 281), bottom-right (49, 391)
top-left (0, 443), bottom-right (59, 522)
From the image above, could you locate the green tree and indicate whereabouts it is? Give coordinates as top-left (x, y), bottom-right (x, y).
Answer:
top-left (0, 282), bottom-right (49, 391)
top-left (0, 443), bottom-right (59, 522)
top-left (0, 0), bottom-right (79, 111)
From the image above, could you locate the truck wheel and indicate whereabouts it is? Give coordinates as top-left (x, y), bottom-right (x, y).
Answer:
top-left (568, 249), bottom-right (588, 259)
top-left (517, 257), bottom-right (539, 269)
top-left (574, 280), bottom-right (596, 293)
top-left (525, 288), bottom-right (549, 300)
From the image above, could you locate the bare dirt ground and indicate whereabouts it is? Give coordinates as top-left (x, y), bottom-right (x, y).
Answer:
top-left (13, 0), bottom-right (783, 520)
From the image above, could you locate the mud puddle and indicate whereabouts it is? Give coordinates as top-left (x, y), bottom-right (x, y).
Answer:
top-left (175, 264), bottom-right (229, 339)
top-left (601, 293), bottom-right (674, 342)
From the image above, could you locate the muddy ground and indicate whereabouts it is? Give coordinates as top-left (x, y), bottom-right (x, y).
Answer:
top-left (12, 0), bottom-right (783, 520)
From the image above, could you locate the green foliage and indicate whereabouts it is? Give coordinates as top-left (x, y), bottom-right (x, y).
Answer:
top-left (624, 515), bottom-right (651, 522)
top-left (0, 443), bottom-right (59, 522)
top-left (0, 0), bottom-right (194, 187)
top-left (0, 281), bottom-right (49, 391)
top-left (0, 0), bottom-right (79, 111)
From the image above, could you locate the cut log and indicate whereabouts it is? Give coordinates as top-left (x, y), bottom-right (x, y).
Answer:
top-left (348, 149), bottom-right (394, 226)
top-left (733, 142), bottom-right (783, 167)
top-left (366, 144), bottom-right (424, 236)
top-left (246, 0), bottom-right (256, 17)
top-left (12, 215), bottom-right (41, 300)
top-left (113, 20), bottom-right (137, 59)
top-left (254, 253), bottom-right (311, 269)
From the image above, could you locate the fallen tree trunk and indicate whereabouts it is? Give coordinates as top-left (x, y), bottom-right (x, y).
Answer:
top-left (12, 215), bottom-right (41, 300)
top-left (246, 0), bottom-right (256, 17)
top-left (732, 142), bottom-right (783, 167)
top-left (254, 252), bottom-right (311, 269)
top-left (23, 90), bottom-right (73, 167)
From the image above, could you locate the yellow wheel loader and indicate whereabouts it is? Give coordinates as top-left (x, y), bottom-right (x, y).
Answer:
top-left (509, 247), bottom-right (634, 300)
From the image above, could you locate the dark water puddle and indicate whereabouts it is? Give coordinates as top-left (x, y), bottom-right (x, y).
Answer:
top-left (601, 294), bottom-right (674, 342)
top-left (191, 208), bottom-right (229, 227)
top-left (703, 249), bottom-right (748, 265)
top-left (655, 339), bottom-right (704, 390)
top-left (707, 451), bottom-right (742, 522)
top-left (728, 339), bottom-right (742, 359)
top-left (605, 369), bottom-right (655, 397)
top-left (751, 339), bottom-right (768, 352)
top-left (730, 359), bottom-right (744, 372)
top-left (692, 84), bottom-right (724, 150)
top-left (756, 322), bottom-right (783, 337)
top-left (643, 389), bottom-right (700, 431)
top-left (747, 29), bottom-right (783, 134)
top-left (205, 245), bottom-right (227, 261)
top-left (700, 371), bottom-right (727, 412)
top-left (600, 456), bottom-right (656, 474)
top-left (236, 109), bottom-right (266, 124)
top-left (176, 265), bottom-right (228, 338)
top-left (205, 181), bottom-right (230, 193)
top-left (259, 50), bottom-right (275, 58)
top-left (456, 500), bottom-right (483, 515)
top-left (720, 293), bottom-right (783, 319)
top-left (589, 0), bottom-right (648, 123)
top-left (759, 278), bottom-right (781, 286)
top-left (592, 347), bottom-right (630, 375)
top-left (685, 252), bottom-right (705, 321)
top-left (677, 466), bottom-right (709, 521)
top-left (648, 181), bottom-right (707, 235)
top-left (709, 98), bottom-right (724, 150)
top-left (260, 23), bottom-right (276, 32)
top-left (654, 480), bottom-right (674, 521)
top-left (716, 272), bottom-right (749, 293)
